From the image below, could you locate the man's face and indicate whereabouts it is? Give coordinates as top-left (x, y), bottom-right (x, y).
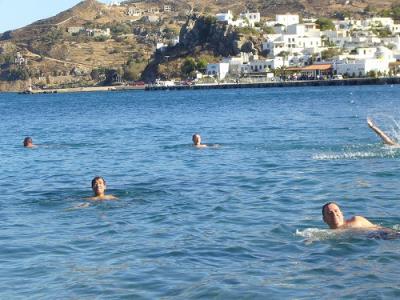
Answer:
top-left (323, 203), bottom-right (344, 229)
top-left (92, 179), bottom-right (106, 196)
top-left (193, 135), bottom-right (201, 145)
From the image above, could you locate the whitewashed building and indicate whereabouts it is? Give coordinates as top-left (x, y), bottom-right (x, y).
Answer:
top-left (334, 58), bottom-right (390, 76)
top-left (275, 14), bottom-right (299, 27)
top-left (239, 12), bottom-right (261, 27)
top-left (216, 11), bottom-right (234, 23)
top-left (206, 63), bottom-right (230, 79)
top-left (263, 33), bottom-right (322, 56)
top-left (14, 52), bottom-right (27, 65)
top-left (127, 7), bottom-right (143, 16)
top-left (67, 27), bottom-right (84, 34)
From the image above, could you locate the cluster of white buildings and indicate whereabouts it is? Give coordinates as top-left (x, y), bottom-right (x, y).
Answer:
top-left (14, 52), bottom-right (27, 66)
top-left (216, 11), bottom-right (261, 28)
top-left (127, 4), bottom-right (173, 17)
top-left (206, 13), bottom-right (400, 79)
top-left (67, 27), bottom-right (111, 38)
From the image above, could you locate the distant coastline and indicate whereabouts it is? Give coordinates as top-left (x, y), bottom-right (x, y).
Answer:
top-left (3, 77), bottom-right (400, 94)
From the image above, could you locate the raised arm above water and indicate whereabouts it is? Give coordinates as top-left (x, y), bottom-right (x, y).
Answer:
top-left (367, 117), bottom-right (398, 146)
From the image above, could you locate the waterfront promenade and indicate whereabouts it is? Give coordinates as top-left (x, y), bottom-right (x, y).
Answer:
top-left (147, 77), bottom-right (400, 91)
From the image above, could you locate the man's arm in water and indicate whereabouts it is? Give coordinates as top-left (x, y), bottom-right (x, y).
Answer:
top-left (367, 118), bottom-right (397, 146)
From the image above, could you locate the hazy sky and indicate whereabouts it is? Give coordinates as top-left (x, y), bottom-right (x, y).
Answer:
top-left (0, 0), bottom-right (108, 33)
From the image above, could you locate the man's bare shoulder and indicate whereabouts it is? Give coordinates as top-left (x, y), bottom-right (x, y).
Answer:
top-left (85, 195), bottom-right (118, 201)
top-left (346, 215), bottom-right (377, 228)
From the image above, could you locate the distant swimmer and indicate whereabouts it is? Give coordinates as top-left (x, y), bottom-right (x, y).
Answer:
top-left (192, 133), bottom-right (207, 148)
top-left (322, 202), bottom-right (378, 230)
top-left (23, 136), bottom-right (36, 148)
top-left (86, 176), bottom-right (118, 200)
top-left (367, 117), bottom-right (398, 146)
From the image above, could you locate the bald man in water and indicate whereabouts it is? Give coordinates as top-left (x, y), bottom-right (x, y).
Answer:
top-left (322, 202), bottom-right (378, 229)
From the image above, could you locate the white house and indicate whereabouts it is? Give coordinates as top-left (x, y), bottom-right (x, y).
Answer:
top-left (216, 11), bottom-right (233, 23)
top-left (239, 12), bottom-right (261, 27)
top-left (263, 33), bottom-right (322, 56)
top-left (127, 7), bottom-right (143, 16)
top-left (206, 63), bottom-right (230, 79)
top-left (67, 26), bottom-right (84, 34)
top-left (364, 17), bottom-right (394, 28)
top-left (275, 14), bottom-right (299, 27)
top-left (156, 42), bottom-right (167, 52)
top-left (334, 58), bottom-right (390, 76)
top-left (382, 35), bottom-right (400, 50)
top-left (392, 23), bottom-right (400, 34)
top-left (14, 52), bottom-right (27, 65)
top-left (322, 29), bottom-right (351, 47)
top-left (86, 28), bottom-right (111, 37)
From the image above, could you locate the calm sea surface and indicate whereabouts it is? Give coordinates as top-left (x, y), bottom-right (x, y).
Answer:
top-left (1, 85), bottom-right (400, 299)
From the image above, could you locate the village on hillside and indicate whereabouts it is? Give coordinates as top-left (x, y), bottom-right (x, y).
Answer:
top-left (199, 12), bottom-right (400, 83)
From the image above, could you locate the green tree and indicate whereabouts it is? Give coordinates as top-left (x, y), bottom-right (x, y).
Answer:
top-left (104, 68), bottom-right (122, 85)
top-left (315, 18), bottom-right (335, 31)
top-left (321, 48), bottom-right (341, 60)
top-left (367, 70), bottom-right (377, 78)
top-left (181, 57), bottom-right (197, 76)
top-left (262, 26), bottom-right (275, 34)
top-left (7, 67), bottom-right (30, 81)
top-left (123, 61), bottom-right (147, 81)
top-left (90, 67), bottom-right (106, 81)
top-left (196, 58), bottom-right (208, 70)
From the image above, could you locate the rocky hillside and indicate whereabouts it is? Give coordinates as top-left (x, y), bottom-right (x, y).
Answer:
top-left (142, 15), bottom-right (264, 81)
top-left (0, 0), bottom-right (398, 90)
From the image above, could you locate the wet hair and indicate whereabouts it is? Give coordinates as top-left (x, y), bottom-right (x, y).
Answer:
top-left (192, 133), bottom-right (200, 143)
top-left (23, 137), bottom-right (32, 147)
top-left (91, 176), bottom-right (106, 188)
top-left (322, 202), bottom-right (338, 218)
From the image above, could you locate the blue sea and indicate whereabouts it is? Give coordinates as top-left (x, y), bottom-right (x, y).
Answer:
top-left (1, 85), bottom-right (400, 299)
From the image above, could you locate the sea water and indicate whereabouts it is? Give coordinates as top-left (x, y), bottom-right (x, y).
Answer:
top-left (1, 85), bottom-right (400, 299)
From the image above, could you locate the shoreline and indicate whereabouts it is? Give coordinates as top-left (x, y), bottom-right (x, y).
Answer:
top-left (17, 85), bottom-right (145, 94)
top-left (5, 77), bottom-right (400, 94)
top-left (146, 77), bottom-right (400, 91)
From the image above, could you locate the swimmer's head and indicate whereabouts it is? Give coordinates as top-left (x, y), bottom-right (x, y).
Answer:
top-left (91, 176), bottom-right (106, 196)
top-left (23, 137), bottom-right (33, 147)
top-left (322, 202), bottom-right (344, 229)
top-left (192, 134), bottom-right (201, 145)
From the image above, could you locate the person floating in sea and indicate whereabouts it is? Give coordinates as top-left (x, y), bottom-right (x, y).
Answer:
top-left (23, 136), bottom-right (36, 148)
top-left (87, 176), bottom-right (118, 200)
top-left (322, 202), bottom-right (400, 239)
top-left (192, 133), bottom-right (208, 148)
top-left (367, 117), bottom-right (398, 146)
top-left (322, 202), bottom-right (378, 229)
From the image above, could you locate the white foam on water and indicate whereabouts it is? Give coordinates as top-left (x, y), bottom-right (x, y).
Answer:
top-left (297, 227), bottom-right (400, 243)
top-left (313, 147), bottom-right (400, 160)
top-left (295, 228), bottom-right (340, 244)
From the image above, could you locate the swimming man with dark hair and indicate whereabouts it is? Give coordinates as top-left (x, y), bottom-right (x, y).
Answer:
top-left (23, 137), bottom-right (35, 148)
top-left (322, 202), bottom-right (377, 229)
top-left (87, 176), bottom-right (117, 200)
